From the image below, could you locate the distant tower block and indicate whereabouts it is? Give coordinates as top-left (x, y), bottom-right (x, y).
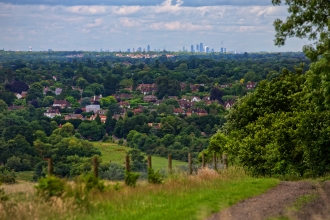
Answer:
top-left (29, 46), bottom-right (32, 52)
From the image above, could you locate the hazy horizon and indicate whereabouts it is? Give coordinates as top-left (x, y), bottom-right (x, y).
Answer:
top-left (1, 0), bottom-right (308, 52)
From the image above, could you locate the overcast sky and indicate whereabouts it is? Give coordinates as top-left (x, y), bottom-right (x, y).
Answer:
top-left (0, 0), bottom-right (307, 52)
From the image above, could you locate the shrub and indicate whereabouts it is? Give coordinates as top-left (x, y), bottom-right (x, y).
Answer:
top-left (0, 170), bottom-right (16, 184)
top-left (118, 139), bottom-right (124, 145)
top-left (102, 135), bottom-right (109, 142)
top-left (124, 171), bottom-right (140, 187)
top-left (100, 163), bottom-right (125, 181)
top-left (35, 175), bottom-right (65, 198)
top-left (79, 173), bottom-right (105, 192)
top-left (147, 168), bottom-right (163, 184)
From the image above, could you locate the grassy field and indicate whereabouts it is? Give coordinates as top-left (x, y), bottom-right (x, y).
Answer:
top-left (92, 141), bottom-right (187, 170)
top-left (1, 168), bottom-right (279, 220)
top-left (15, 171), bottom-right (34, 182)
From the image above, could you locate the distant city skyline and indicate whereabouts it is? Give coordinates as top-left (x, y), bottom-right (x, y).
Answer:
top-left (1, 0), bottom-right (307, 52)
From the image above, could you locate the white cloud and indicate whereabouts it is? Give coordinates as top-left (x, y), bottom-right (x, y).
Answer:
top-left (0, 2), bottom-right (306, 52)
top-left (65, 5), bottom-right (107, 15)
top-left (86, 18), bottom-right (104, 28)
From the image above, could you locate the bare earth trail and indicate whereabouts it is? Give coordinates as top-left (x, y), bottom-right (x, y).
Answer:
top-left (207, 181), bottom-right (330, 220)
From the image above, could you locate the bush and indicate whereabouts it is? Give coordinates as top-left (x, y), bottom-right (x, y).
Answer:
top-left (118, 139), bottom-right (124, 145)
top-left (79, 173), bottom-right (105, 192)
top-left (124, 171), bottom-right (139, 187)
top-left (0, 183), bottom-right (8, 202)
top-left (100, 163), bottom-right (125, 181)
top-left (148, 168), bottom-right (163, 184)
top-left (0, 170), bottom-right (16, 184)
top-left (102, 135), bottom-right (110, 142)
top-left (35, 175), bottom-right (65, 198)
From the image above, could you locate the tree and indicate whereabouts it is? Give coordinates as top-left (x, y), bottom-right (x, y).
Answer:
top-left (81, 97), bottom-right (91, 107)
top-left (0, 99), bottom-right (7, 112)
top-left (6, 81), bottom-right (29, 93)
top-left (244, 70), bottom-right (257, 82)
top-left (76, 77), bottom-right (89, 89)
top-left (27, 82), bottom-right (44, 101)
top-left (78, 121), bottom-right (105, 141)
top-left (99, 96), bottom-right (116, 108)
top-left (210, 87), bottom-right (224, 103)
top-left (128, 149), bottom-right (147, 172)
top-left (104, 74), bottom-right (121, 96)
top-left (155, 76), bottom-right (181, 99)
top-left (272, 0), bottom-right (330, 59)
top-left (70, 90), bottom-right (81, 100)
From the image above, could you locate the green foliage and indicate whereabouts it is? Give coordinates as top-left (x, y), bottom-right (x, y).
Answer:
top-left (124, 171), bottom-right (140, 187)
top-left (0, 183), bottom-right (8, 202)
top-left (147, 168), bottom-right (163, 184)
top-left (99, 96), bottom-right (116, 108)
top-left (118, 139), bottom-right (124, 145)
top-left (79, 173), bottom-right (105, 192)
top-left (0, 170), bottom-right (16, 184)
top-left (100, 163), bottom-right (125, 181)
top-left (35, 175), bottom-right (65, 198)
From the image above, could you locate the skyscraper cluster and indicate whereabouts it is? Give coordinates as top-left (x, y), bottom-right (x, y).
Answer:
top-left (189, 42), bottom-right (226, 53)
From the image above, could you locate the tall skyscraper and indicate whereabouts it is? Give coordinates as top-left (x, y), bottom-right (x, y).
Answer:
top-left (220, 47), bottom-right (224, 53)
top-left (147, 45), bottom-right (150, 52)
top-left (199, 43), bottom-right (203, 52)
top-left (138, 47), bottom-right (142, 52)
top-left (224, 48), bottom-right (226, 53)
top-left (205, 46), bottom-right (209, 53)
top-left (127, 48), bottom-right (130, 52)
top-left (196, 44), bottom-right (199, 52)
top-left (191, 45), bottom-right (194, 52)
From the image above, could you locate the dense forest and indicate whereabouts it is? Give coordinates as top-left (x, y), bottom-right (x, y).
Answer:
top-left (0, 51), bottom-right (311, 179)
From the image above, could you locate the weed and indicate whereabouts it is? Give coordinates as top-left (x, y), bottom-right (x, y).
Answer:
top-left (35, 175), bottom-right (65, 198)
top-left (0, 183), bottom-right (8, 202)
top-left (124, 171), bottom-right (140, 187)
top-left (79, 173), bottom-right (105, 192)
top-left (148, 168), bottom-right (163, 184)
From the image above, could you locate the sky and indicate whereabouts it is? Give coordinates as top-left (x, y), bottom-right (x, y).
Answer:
top-left (0, 0), bottom-right (307, 52)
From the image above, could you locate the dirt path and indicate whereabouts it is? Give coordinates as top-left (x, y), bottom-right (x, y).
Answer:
top-left (207, 181), bottom-right (330, 220)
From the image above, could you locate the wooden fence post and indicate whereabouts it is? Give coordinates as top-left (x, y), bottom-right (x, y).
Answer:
top-left (147, 156), bottom-right (152, 169)
top-left (168, 154), bottom-right (172, 174)
top-left (93, 156), bottom-right (98, 178)
top-left (202, 152), bottom-right (205, 168)
top-left (213, 152), bottom-right (217, 170)
top-left (125, 155), bottom-right (130, 172)
top-left (48, 158), bottom-right (53, 176)
top-left (188, 153), bottom-right (192, 175)
top-left (223, 153), bottom-right (228, 170)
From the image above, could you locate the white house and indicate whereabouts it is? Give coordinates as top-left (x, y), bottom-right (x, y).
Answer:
top-left (86, 105), bottom-right (100, 113)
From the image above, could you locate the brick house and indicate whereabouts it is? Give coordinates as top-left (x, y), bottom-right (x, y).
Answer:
top-left (64, 114), bottom-right (83, 120)
top-left (246, 82), bottom-right (257, 89)
top-left (53, 100), bottom-right (71, 109)
top-left (44, 108), bottom-right (61, 118)
top-left (143, 95), bottom-right (157, 102)
top-left (186, 108), bottom-right (208, 117)
top-left (224, 100), bottom-right (235, 109)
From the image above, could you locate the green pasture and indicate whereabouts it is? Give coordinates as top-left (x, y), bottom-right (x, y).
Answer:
top-left (92, 142), bottom-right (187, 170)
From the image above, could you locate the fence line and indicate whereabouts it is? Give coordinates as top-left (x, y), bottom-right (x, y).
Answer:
top-left (46, 153), bottom-right (228, 178)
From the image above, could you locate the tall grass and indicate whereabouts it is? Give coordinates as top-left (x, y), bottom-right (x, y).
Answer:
top-left (0, 167), bottom-right (279, 220)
